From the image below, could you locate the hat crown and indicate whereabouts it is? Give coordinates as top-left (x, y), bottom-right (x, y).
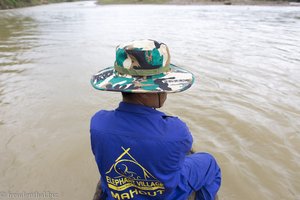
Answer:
top-left (114, 39), bottom-right (171, 76)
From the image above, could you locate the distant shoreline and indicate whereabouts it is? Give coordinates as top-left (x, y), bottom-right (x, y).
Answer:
top-left (1, 0), bottom-right (299, 9)
top-left (169, 0), bottom-right (290, 5)
top-left (97, 0), bottom-right (297, 6)
top-left (97, 0), bottom-right (300, 6)
top-left (0, 0), bottom-right (74, 10)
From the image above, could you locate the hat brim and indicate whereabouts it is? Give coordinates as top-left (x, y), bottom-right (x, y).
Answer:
top-left (91, 64), bottom-right (194, 93)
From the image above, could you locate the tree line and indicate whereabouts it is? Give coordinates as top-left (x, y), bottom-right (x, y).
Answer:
top-left (0, 0), bottom-right (74, 9)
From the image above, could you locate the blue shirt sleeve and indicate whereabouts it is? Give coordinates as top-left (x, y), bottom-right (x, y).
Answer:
top-left (165, 115), bottom-right (193, 153)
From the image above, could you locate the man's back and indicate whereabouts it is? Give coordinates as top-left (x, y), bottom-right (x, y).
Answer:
top-left (90, 39), bottom-right (221, 200)
top-left (90, 102), bottom-right (193, 200)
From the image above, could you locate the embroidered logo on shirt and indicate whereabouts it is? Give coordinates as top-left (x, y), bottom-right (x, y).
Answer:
top-left (105, 147), bottom-right (165, 199)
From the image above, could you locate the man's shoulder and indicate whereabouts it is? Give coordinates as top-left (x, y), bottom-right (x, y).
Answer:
top-left (93, 109), bottom-right (114, 116)
top-left (161, 115), bottom-right (190, 134)
top-left (91, 109), bottom-right (115, 123)
top-left (162, 114), bottom-right (186, 125)
top-left (90, 109), bottom-right (116, 132)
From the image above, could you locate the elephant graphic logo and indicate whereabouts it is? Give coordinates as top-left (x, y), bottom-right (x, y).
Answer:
top-left (105, 147), bottom-right (165, 199)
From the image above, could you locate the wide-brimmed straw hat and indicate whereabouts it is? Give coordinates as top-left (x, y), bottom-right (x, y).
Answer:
top-left (91, 39), bottom-right (194, 93)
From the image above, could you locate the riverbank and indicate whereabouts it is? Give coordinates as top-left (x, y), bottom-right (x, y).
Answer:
top-left (98, 0), bottom-right (297, 5)
top-left (0, 0), bottom-right (74, 9)
top-left (1, 0), bottom-right (297, 9)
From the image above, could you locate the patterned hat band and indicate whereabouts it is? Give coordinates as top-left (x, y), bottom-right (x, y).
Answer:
top-left (114, 63), bottom-right (171, 76)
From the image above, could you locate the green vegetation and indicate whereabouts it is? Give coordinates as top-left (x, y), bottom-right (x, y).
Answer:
top-left (98, 0), bottom-right (169, 4)
top-left (0, 0), bottom-right (73, 9)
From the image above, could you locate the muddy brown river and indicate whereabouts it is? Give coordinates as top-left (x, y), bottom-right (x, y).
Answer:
top-left (0, 2), bottom-right (299, 200)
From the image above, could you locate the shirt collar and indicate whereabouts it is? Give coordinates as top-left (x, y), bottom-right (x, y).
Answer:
top-left (116, 102), bottom-right (164, 115)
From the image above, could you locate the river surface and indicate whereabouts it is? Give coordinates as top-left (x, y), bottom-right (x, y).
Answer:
top-left (0, 1), bottom-right (299, 200)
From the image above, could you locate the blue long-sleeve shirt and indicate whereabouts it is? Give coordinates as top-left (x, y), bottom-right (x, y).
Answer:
top-left (90, 102), bottom-right (193, 200)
